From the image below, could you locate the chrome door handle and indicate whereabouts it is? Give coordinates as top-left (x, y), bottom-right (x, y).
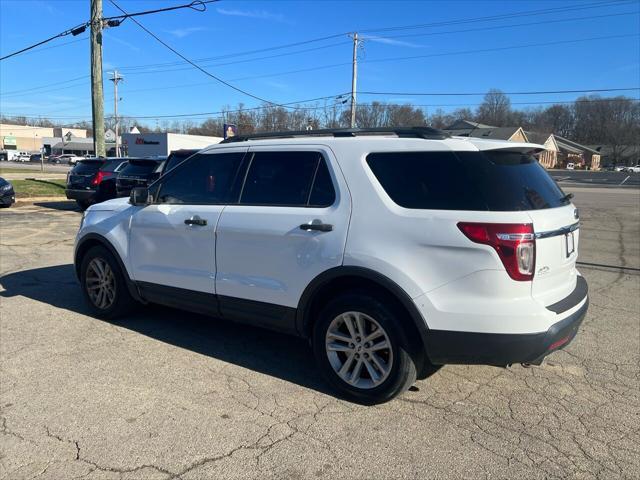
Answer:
top-left (184, 216), bottom-right (207, 226)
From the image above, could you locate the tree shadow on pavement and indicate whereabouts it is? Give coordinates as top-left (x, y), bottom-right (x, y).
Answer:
top-left (0, 264), bottom-right (333, 396)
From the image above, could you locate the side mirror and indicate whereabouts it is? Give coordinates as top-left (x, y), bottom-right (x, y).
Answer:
top-left (130, 187), bottom-right (151, 206)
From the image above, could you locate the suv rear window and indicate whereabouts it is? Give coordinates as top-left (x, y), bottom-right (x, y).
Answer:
top-left (366, 150), bottom-right (570, 211)
top-left (120, 160), bottom-right (160, 176)
top-left (101, 159), bottom-right (128, 172)
top-left (72, 161), bottom-right (103, 175)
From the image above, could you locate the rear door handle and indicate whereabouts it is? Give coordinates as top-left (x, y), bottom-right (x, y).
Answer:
top-left (185, 216), bottom-right (207, 226)
top-left (299, 222), bottom-right (333, 232)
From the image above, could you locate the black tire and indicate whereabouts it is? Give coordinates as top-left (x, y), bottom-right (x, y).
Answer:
top-left (312, 292), bottom-right (417, 404)
top-left (79, 245), bottom-right (136, 319)
top-left (76, 199), bottom-right (91, 210)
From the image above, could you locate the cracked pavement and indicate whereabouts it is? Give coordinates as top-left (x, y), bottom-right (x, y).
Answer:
top-left (1, 188), bottom-right (639, 479)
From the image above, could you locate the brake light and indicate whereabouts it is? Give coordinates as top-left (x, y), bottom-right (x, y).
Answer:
top-left (458, 222), bottom-right (536, 281)
top-left (91, 171), bottom-right (112, 185)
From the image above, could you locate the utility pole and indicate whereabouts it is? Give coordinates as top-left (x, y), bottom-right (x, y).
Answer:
top-left (90, 0), bottom-right (106, 157)
top-left (349, 32), bottom-right (359, 129)
top-left (109, 70), bottom-right (124, 157)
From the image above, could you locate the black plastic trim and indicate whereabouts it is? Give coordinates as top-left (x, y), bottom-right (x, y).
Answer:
top-left (137, 282), bottom-right (220, 317)
top-left (74, 233), bottom-right (144, 303)
top-left (218, 295), bottom-right (297, 335)
top-left (425, 297), bottom-right (588, 366)
top-left (546, 276), bottom-right (588, 314)
top-left (296, 266), bottom-right (430, 339)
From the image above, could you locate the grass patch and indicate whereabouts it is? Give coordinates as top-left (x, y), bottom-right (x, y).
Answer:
top-left (11, 179), bottom-right (66, 197)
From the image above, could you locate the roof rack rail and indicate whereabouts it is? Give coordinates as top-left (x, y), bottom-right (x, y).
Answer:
top-left (220, 126), bottom-right (450, 143)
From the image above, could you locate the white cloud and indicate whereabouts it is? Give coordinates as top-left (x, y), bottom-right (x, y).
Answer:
top-left (166, 27), bottom-right (206, 38)
top-left (363, 35), bottom-right (425, 48)
top-left (216, 8), bottom-right (286, 23)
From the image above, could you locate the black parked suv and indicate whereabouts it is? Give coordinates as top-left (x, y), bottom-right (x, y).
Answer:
top-left (0, 177), bottom-right (15, 208)
top-left (66, 158), bottom-right (129, 209)
top-left (115, 158), bottom-right (164, 197)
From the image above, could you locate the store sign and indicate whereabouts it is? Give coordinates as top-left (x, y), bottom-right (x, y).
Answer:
top-left (135, 137), bottom-right (159, 145)
top-left (224, 124), bottom-right (237, 140)
top-left (3, 136), bottom-right (17, 146)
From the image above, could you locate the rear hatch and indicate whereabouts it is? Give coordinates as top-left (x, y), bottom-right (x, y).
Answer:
top-left (457, 149), bottom-right (579, 306)
top-left (116, 159), bottom-right (161, 193)
top-left (67, 160), bottom-right (104, 189)
top-left (367, 147), bottom-right (579, 308)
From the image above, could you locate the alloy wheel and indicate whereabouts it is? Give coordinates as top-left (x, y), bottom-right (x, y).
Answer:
top-left (85, 258), bottom-right (116, 310)
top-left (325, 311), bottom-right (393, 389)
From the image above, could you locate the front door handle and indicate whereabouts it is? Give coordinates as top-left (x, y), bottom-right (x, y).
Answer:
top-left (300, 222), bottom-right (333, 232)
top-left (185, 216), bottom-right (207, 226)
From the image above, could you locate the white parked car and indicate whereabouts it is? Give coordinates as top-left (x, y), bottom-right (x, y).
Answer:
top-left (14, 151), bottom-right (31, 162)
top-left (51, 154), bottom-right (84, 165)
top-left (566, 163), bottom-right (575, 170)
top-left (73, 127), bottom-right (588, 403)
top-left (625, 165), bottom-right (640, 173)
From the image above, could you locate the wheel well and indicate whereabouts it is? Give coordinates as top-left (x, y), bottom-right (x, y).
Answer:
top-left (301, 274), bottom-right (428, 372)
top-left (74, 238), bottom-right (104, 279)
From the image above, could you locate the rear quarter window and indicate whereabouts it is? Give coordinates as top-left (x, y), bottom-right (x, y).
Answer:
top-left (120, 161), bottom-right (160, 176)
top-left (366, 150), bottom-right (570, 211)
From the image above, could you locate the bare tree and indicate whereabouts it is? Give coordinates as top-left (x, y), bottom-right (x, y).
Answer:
top-left (476, 89), bottom-right (512, 126)
top-left (572, 95), bottom-right (640, 165)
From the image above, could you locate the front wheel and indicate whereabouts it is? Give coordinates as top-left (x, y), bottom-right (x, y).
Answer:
top-left (80, 245), bottom-right (136, 319)
top-left (312, 292), bottom-right (417, 404)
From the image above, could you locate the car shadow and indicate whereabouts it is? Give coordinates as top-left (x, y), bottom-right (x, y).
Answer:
top-left (0, 264), bottom-right (333, 396)
top-left (32, 201), bottom-right (80, 211)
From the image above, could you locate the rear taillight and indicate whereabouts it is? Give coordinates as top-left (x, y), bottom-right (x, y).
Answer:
top-left (91, 171), bottom-right (111, 186)
top-left (458, 222), bottom-right (536, 281)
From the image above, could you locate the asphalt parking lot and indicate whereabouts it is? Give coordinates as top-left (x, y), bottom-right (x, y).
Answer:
top-left (1, 188), bottom-right (639, 479)
top-left (549, 170), bottom-right (640, 188)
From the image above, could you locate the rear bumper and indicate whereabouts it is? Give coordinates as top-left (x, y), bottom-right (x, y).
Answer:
top-left (425, 277), bottom-right (588, 366)
top-left (65, 189), bottom-right (96, 201)
top-left (0, 193), bottom-right (15, 205)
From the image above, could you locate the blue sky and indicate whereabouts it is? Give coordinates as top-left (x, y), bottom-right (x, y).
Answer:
top-left (0, 0), bottom-right (639, 126)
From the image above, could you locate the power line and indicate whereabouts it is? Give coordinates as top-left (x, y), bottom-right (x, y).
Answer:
top-left (118, 41), bottom-right (351, 75)
top-left (0, 0), bottom-right (220, 62)
top-left (5, 95), bottom-right (637, 121)
top-left (360, 87), bottom-right (640, 97)
top-left (107, 0), bottom-right (285, 107)
top-left (360, 0), bottom-right (633, 34)
top-left (0, 23), bottom-right (88, 61)
top-left (373, 10), bottom-right (638, 41)
top-left (97, 0), bottom-right (634, 74)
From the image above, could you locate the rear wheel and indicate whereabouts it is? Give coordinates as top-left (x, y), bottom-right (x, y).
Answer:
top-left (80, 246), bottom-right (136, 319)
top-left (313, 292), bottom-right (417, 404)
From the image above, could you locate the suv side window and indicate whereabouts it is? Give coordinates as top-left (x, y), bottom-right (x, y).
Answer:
top-left (240, 151), bottom-right (335, 207)
top-left (366, 151), bottom-right (486, 210)
top-left (156, 152), bottom-right (245, 204)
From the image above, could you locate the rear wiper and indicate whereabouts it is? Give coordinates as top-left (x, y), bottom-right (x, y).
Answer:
top-left (560, 193), bottom-right (574, 202)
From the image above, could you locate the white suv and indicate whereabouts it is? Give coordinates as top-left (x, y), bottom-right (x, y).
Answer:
top-left (74, 127), bottom-right (588, 403)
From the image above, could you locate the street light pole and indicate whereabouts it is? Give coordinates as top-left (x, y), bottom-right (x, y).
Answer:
top-left (349, 32), bottom-right (359, 129)
top-left (109, 70), bottom-right (124, 157)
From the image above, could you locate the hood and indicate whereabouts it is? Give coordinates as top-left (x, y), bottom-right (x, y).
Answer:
top-left (87, 196), bottom-right (131, 212)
